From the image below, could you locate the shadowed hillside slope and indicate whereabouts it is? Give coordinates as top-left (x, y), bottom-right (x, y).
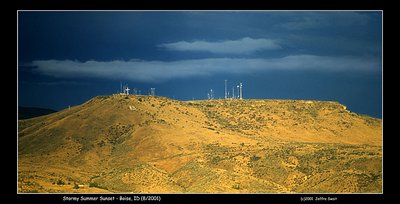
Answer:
top-left (18, 95), bottom-right (382, 193)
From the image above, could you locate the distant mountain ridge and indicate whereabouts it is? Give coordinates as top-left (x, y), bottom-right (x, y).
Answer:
top-left (18, 106), bottom-right (57, 119)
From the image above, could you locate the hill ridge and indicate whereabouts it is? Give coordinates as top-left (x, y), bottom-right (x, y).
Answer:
top-left (18, 94), bottom-right (382, 193)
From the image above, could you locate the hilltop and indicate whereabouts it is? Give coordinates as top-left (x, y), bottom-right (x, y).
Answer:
top-left (18, 94), bottom-right (382, 193)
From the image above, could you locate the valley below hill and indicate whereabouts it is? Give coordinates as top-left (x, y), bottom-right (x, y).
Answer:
top-left (18, 95), bottom-right (382, 193)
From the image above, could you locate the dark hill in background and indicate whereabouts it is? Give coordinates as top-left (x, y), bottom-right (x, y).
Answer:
top-left (18, 107), bottom-right (57, 120)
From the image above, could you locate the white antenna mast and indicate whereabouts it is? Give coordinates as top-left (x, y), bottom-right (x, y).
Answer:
top-left (236, 85), bottom-right (239, 99)
top-left (150, 88), bottom-right (156, 96)
top-left (224, 80), bottom-right (227, 99)
top-left (239, 82), bottom-right (243, 99)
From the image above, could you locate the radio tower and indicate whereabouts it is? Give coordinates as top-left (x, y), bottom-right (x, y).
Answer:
top-left (150, 88), bottom-right (156, 96)
top-left (224, 80), bottom-right (227, 99)
top-left (239, 82), bottom-right (243, 99)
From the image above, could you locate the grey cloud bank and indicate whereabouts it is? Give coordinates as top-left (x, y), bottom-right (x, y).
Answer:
top-left (32, 55), bottom-right (379, 83)
top-left (158, 37), bottom-right (282, 54)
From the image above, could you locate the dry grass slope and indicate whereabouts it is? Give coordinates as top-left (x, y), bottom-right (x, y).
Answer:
top-left (18, 95), bottom-right (382, 193)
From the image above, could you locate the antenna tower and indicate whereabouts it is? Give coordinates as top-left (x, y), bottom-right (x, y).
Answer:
top-left (239, 82), bottom-right (243, 99)
top-left (224, 80), bottom-right (227, 99)
top-left (150, 88), bottom-right (156, 96)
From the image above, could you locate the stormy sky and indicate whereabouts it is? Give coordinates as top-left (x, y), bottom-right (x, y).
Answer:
top-left (18, 11), bottom-right (382, 118)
